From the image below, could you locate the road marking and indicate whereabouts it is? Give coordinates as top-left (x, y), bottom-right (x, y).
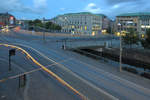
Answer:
top-left (47, 45), bottom-right (150, 93)
top-left (13, 43), bottom-right (119, 100)
top-left (0, 58), bottom-right (73, 83)
top-left (0, 43), bottom-right (88, 100)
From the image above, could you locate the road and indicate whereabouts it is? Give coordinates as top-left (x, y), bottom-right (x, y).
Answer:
top-left (0, 46), bottom-right (82, 100)
top-left (0, 30), bottom-right (150, 100)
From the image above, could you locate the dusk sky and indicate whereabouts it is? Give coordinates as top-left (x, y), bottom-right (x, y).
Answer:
top-left (0, 0), bottom-right (149, 20)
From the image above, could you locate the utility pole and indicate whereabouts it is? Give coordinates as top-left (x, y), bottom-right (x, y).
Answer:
top-left (43, 17), bottom-right (46, 42)
top-left (120, 31), bottom-right (122, 72)
top-left (117, 23), bottom-right (122, 72)
top-left (9, 55), bottom-right (11, 71)
top-left (111, 26), bottom-right (113, 47)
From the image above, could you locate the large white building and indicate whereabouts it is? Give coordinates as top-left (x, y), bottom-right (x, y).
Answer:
top-left (50, 12), bottom-right (110, 35)
top-left (116, 12), bottom-right (150, 35)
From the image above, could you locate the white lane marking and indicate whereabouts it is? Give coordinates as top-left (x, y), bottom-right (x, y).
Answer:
top-left (13, 43), bottom-right (119, 100)
top-left (0, 43), bottom-right (89, 100)
top-left (48, 46), bottom-right (150, 94)
top-left (32, 43), bottom-right (150, 94)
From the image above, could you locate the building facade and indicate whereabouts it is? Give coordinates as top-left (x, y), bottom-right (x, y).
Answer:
top-left (50, 12), bottom-right (110, 35)
top-left (0, 13), bottom-right (16, 26)
top-left (116, 12), bottom-right (150, 35)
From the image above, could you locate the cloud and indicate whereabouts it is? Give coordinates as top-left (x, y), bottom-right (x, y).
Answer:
top-left (84, 3), bottom-right (101, 13)
top-left (93, 0), bottom-right (150, 18)
top-left (0, 0), bottom-right (47, 14)
top-left (112, 4), bottom-right (120, 9)
top-left (105, 0), bottom-right (141, 5)
top-left (60, 8), bottom-right (66, 11)
top-left (33, 0), bottom-right (47, 8)
top-left (33, 0), bottom-right (47, 13)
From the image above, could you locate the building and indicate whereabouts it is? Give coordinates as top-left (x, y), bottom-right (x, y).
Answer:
top-left (0, 12), bottom-right (16, 26)
top-left (50, 12), bottom-right (111, 35)
top-left (116, 12), bottom-right (150, 35)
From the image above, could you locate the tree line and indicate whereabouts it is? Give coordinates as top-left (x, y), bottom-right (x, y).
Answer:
top-left (121, 28), bottom-right (150, 49)
top-left (28, 19), bottom-right (61, 31)
top-left (107, 27), bottom-right (150, 49)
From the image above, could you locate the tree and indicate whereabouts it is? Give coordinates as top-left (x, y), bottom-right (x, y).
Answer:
top-left (55, 25), bottom-right (61, 30)
top-left (45, 22), bottom-right (61, 30)
top-left (122, 28), bottom-right (139, 48)
top-left (28, 19), bottom-right (62, 31)
top-left (28, 20), bottom-right (34, 26)
top-left (107, 26), bottom-right (112, 34)
top-left (28, 19), bottom-right (43, 27)
top-left (141, 29), bottom-right (150, 48)
top-left (33, 19), bottom-right (43, 27)
top-left (45, 22), bottom-right (53, 29)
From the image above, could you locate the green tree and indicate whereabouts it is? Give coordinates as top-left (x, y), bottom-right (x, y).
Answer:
top-left (28, 19), bottom-right (61, 31)
top-left (107, 26), bottom-right (112, 34)
top-left (45, 22), bottom-right (53, 29)
top-left (33, 19), bottom-right (43, 27)
top-left (122, 28), bottom-right (139, 48)
top-left (141, 29), bottom-right (150, 48)
top-left (45, 22), bottom-right (61, 30)
top-left (55, 25), bottom-right (61, 30)
top-left (28, 19), bottom-right (43, 27)
top-left (28, 20), bottom-right (34, 26)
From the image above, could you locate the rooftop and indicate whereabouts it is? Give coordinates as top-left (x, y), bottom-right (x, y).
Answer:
top-left (0, 12), bottom-right (14, 17)
top-left (63, 12), bottom-right (106, 17)
top-left (117, 12), bottom-right (150, 17)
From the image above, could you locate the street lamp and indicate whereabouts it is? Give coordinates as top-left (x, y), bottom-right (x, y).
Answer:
top-left (43, 17), bottom-right (46, 42)
top-left (117, 23), bottom-right (122, 72)
top-left (58, 17), bottom-right (73, 49)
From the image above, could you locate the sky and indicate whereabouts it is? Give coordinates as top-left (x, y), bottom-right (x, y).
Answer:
top-left (0, 0), bottom-right (149, 20)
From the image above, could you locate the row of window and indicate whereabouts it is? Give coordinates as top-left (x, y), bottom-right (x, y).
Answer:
top-left (62, 25), bottom-right (88, 31)
top-left (65, 16), bottom-right (88, 19)
top-left (118, 28), bottom-right (137, 31)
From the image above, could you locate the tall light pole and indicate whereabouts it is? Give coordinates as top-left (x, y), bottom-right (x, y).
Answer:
top-left (111, 26), bottom-right (113, 47)
top-left (58, 17), bottom-right (72, 49)
top-left (117, 23), bottom-right (122, 72)
top-left (43, 17), bottom-right (46, 42)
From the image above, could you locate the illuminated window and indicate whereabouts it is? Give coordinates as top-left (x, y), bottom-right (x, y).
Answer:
top-left (85, 26), bottom-right (87, 30)
top-left (92, 31), bottom-right (95, 36)
top-left (81, 26), bottom-right (83, 30)
top-left (72, 25), bottom-right (75, 28)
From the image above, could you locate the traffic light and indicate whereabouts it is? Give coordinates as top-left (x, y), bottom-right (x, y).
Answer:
top-left (9, 49), bottom-right (16, 56)
top-left (9, 49), bottom-right (16, 71)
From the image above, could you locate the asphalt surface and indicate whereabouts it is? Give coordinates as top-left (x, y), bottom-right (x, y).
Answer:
top-left (0, 30), bottom-right (150, 100)
top-left (0, 46), bottom-right (82, 100)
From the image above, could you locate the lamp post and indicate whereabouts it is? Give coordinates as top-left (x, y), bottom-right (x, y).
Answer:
top-left (117, 23), bottom-right (122, 72)
top-left (43, 17), bottom-right (46, 42)
top-left (111, 26), bottom-right (113, 47)
top-left (58, 17), bottom-right (72, 49)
